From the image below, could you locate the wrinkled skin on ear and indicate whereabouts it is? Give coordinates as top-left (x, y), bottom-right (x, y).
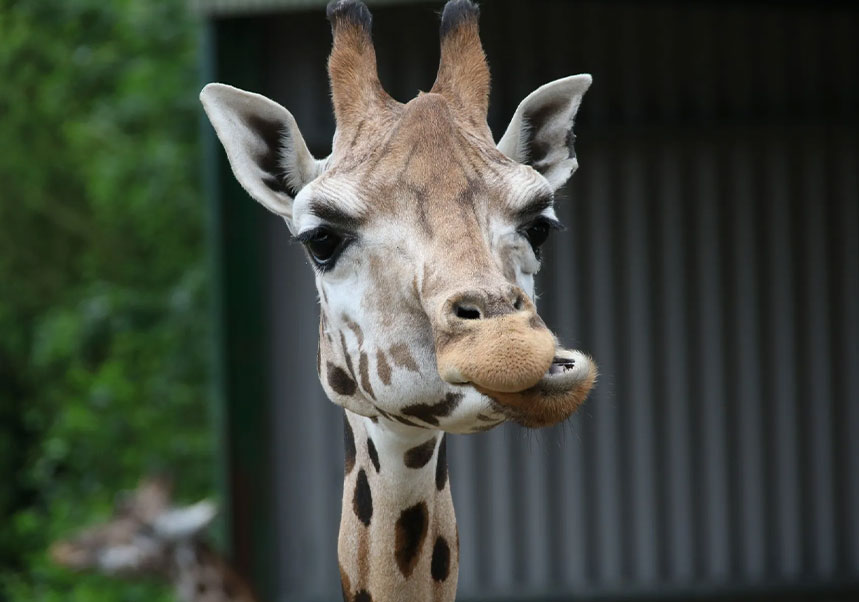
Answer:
top-left (200, 83), bottom-right (326, 233)
top-left (497, 74), bottom-right (592, 190)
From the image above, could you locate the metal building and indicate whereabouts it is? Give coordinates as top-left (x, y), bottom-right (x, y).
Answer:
top-left (198, 1), bottom-right (859, 600)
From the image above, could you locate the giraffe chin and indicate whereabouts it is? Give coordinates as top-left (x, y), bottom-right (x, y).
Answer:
top-left (472, 349), bottom-right (597, 428)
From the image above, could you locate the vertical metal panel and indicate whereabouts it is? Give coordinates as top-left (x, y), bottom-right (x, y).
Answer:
top-left (268, 213), bottom-right (344, 598)
top-left (546, 168), bottom-right (588, 590)
top-left (585, 144), bottom-right (624, 586)
top-left (838, 138), bottom-right (859, 574)
top-left (446, 428), bottom-right (477, 591)
top-left (693, 140), bottom-right (731, 581)
top-left (623, 140), bottom-right (658, 584)
top-left (483, 428), bottom-right (516, 588)
top-left (657, 141), bottom-right (696, 584)
top-left (764, 138), bottom-right (803, 579)
top-left (729, 141), bottom-right (766, 580)
top-left (209, 2), bottom-right (859, 600)
top-left (801, 134), bottom-right (836, 577)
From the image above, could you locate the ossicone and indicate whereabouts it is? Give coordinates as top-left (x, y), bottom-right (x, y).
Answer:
top-left (326, 0), bottom-right (398, 139)
top-left (439, 0), bottom-right (480, 38)
top-left (431, 0), bottom-right (491, 129)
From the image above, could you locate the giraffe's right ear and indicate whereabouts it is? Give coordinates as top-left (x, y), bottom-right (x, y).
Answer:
top-left (497, 75), bottom-right (592, 191)
top-left (200, 83), bottom-right (324, 227)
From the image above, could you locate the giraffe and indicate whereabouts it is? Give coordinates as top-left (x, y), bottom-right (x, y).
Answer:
top-left (200, 0), bottom-right (596, 600)
top-left (50, 477), bottom-right (258, 602)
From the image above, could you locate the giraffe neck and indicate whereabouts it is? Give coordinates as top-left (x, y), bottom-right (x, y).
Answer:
top-left (169, 540), bottom-right (258, 602)
top-left (339, 410), bottom-right (459, 602)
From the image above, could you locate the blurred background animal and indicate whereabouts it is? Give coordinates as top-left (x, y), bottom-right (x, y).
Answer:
top-left (51, 477), bottom-right (257, 602)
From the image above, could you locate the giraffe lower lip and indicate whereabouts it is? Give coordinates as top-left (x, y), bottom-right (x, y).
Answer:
top-left (471, 347), bottom-right (596, 427)
top-left (548, 357), bottom-right (575, 375)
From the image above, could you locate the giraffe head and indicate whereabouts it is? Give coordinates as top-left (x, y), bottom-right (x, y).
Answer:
top-left (201, 0), bottom-right (596, 431)
top-left (50, 477), bottom-right (217, 577)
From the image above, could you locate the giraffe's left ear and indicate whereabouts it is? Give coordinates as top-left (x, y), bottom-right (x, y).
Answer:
top-left (497, 74), bottom-right (592, 190)
top-left (201, 83), bottom-right (325, 231)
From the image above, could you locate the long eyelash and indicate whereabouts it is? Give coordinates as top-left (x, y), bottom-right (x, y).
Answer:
top-left (514, 194), bottom-right (555, 222)
top-left (296, 228), bottom-right (324, 243)
top-left (537, 216), bottom-right (566, 232)
top-left (519, 216), bottom-right (566, 233)
top-left (297, 226), bottom-right (356, 243)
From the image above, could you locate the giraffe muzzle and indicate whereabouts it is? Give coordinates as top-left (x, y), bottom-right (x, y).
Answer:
top-left (471, 346), bottom-right (597, 427)
top-left (435, 309), bottom-right (556, 393)
top-left (434, 290), bottom-right (597, 426)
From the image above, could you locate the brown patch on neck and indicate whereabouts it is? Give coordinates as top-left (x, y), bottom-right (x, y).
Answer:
top-left (344, 415), bottom-right (357, 474)
top-left (352, 469), bottom-right (373, 526)
top-left (435, 435), bottom-right (448, 491)
top-left (404, 436), bottom-right (437, 469)
top-left (430, 536), bottom-right (451, 583)
top-left (394, 502), bottom-right (429, 577)
top-left (338, 416), bottom-right (459, 601)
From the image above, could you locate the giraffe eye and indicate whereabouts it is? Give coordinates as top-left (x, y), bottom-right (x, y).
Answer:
top-left (524, 222), bottom-right (550, 249)
top-left (520, 217), bottom-right (562, 258)
top-left (299, 227), bottom-right (349, 269)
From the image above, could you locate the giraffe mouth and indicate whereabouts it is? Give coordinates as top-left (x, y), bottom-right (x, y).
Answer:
top-left (432, 300), bottom-right (595, 426)
top-left (540, 348), bottom-right (594, 390)
top-left (471, 346), bottom-right (597, 428)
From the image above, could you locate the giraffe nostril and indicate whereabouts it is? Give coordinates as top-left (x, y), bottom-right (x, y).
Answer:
top-left (512, 294), bottom-right (523, 311)
top-left (454, 304), bottom-right (481, 320)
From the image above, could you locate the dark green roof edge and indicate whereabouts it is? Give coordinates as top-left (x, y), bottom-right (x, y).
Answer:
top-left (192, 0), bottom-right (429, 17)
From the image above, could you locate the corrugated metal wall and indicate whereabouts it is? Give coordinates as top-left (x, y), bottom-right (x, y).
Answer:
top-left (449, 126), bottom-right (859, 599)
top-left (208, 2), bottom-right (859, 600)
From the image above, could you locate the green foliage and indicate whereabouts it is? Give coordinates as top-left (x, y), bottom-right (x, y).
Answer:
top-left (0, 0), bottom-right (211, 599)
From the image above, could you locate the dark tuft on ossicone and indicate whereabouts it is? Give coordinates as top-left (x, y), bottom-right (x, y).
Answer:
top-left (439, 0), bottom-right (479, 38)
top-left (327, 0), bottom-right (372, 32)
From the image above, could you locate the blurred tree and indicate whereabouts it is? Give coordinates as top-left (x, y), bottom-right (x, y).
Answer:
top-left (0, 0), bottom-right (211, 600)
